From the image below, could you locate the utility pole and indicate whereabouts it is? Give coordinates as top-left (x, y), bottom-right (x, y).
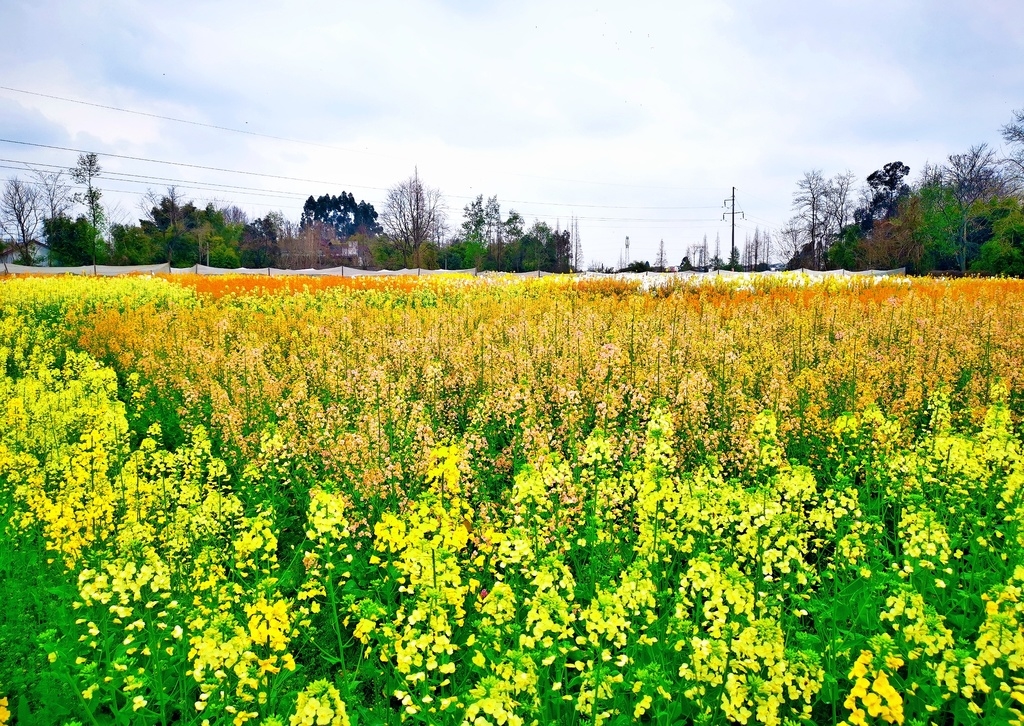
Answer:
top-left (572, 216), bottom-right (582, 272)
top-left (722, 187), bottom-right (745, 269)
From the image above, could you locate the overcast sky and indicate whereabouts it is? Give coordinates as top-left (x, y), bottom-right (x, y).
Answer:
top-left (2, 0), bottom-right (1022, 266)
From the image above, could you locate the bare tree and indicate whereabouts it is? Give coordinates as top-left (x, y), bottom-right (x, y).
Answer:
top-left (221, 204), bottom-right (249, 225)
top-left (655, 238), bottom-right (667, 270)
top-left (280, 216), bottom-right (299, 241)
top-left (105, 200), bottom-right (130, 236)
top-left (823, 171), bottom-right (855, 239)
top-left (142, 186), bottom-right (186, 228)
top-left (915, 161), bottom-right (944, 189)
top-left (1001, 108), bottom-right (1024, 192)
top-left (433, 216), bottom-right (453, 268)
top-left (0, 177), bottom-right (43, 264)
top-left (34, 169), bottom-right (73, 220)
top-left (779, 220), bottom-right (805, 268)
top-left (943, 144), bottom-right (1005, 270)
top-left (745, 226), bottom-right (773, 269)
top-left (380, 169), bottom-right (445, 268)
top-left (299, 219), bottom-right (337, 266)
top-left (278, 223), bottom-right (320, 269)
top-left (791, 170), bottom-right (828, 268)
top-left (789, 170), bottom-right (856, 269)
top-left (995, 105), bottom-right (1024, 195)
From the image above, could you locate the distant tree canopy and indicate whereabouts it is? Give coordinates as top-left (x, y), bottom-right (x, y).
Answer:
top-left (2, 175), bottom-right (400, 269)
top-left (856, 161), bottom-right (911, 232)
top-left (239, 211), bottom-right (284, 268)
top-left (622, 260), bottom-right (652, 273)
top-left (45, 215), bottom-right (103, 267)
top-left (437, 194), bottom-right (576, 273)
top-left (300, 193), bottom-right (381, 238)
top-left (126, 189), bottom-right (247, 267)
top-left (10, 186), bottom-right (384, 269)
top-left (780, 110), bottom-right (1024, 275)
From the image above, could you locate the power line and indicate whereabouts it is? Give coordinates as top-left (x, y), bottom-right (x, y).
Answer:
top-left (0, 164), bottom-right (315, 209)
top-left (0, 86), bottom-right (788, 252)
top-left (741, 213), bottom-right (781, 228)
top-left (0, 136), bottom-right (750, 236)
top-left (0, 84), bottom-right (734, 193)
top-left (455, 197), bottom-right (721, 210)
top-left (0, 172), bottom-right (287, 207)
top-left (0, 173), bottom-right (308, 219)
top-left (2, 161), bottom-right (729, 223)
top-left (490, 172), bottom-right (732, 192)
top-left (568, 217), bottom-right (724, 223)
top-left (0, 137), bottom-right (389, 191)
top-left (0, 139), bottom-right (734, 216)
top-left (0, 161), bottom-right (731, 226)
top-left (0, 159), bottom-right (310, 200)
top-left (0, 84), bottom-right (385, 159)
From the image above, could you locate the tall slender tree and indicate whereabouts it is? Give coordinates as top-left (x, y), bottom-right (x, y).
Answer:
top-left (71, 153), bottom-right (103, 230)
top-left (71, 153), bottom-right (103, 266)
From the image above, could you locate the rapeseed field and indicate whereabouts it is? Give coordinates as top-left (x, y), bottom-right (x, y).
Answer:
top-left (1, 273), bottom-right (1022, 725)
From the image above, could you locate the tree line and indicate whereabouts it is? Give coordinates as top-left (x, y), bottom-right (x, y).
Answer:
top-left (8, 107), bottom-right (1023, 275)
top-left (781, 108), bottom-right (1024, 274)
top-left (0, 158), bottom-right (582, 272)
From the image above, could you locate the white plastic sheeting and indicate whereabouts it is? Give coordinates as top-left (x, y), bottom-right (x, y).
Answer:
top-left (579, 268), bottom-right (906, 279)
top-left (2, 261), bottom-right (906, 279)
top-left (2, 263), bottom-right (175, 276)
top-left (195, 265), bottom-right (270, 276)
top-left (95, 264), bottom-right (170, 276)
top-left (4, 263), bottom-right (94, 275)
top-left (1, 263), bottom-right (481, 277)
top-left (506, 270), bottom-right (559, 279)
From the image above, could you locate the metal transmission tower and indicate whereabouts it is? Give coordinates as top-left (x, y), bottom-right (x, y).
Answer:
top-left (722, 187), bottom-right (745, 268)
top-left (625, 236), bottom-right (630, 268)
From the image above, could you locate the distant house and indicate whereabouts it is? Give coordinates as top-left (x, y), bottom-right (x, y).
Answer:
top-left (320, 236), bottom-right (369, 269)
top-left (1, 240), bottom-right (50, 266)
